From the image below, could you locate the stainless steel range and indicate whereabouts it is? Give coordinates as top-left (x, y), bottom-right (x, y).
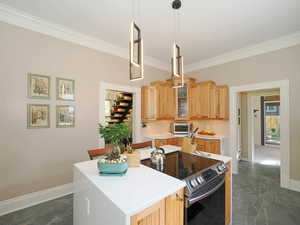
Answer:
top-left (142, 150), bottom-right (228, 225)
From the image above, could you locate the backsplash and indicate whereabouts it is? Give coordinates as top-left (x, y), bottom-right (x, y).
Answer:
top-left (141, 120), bottom-right (230, 137)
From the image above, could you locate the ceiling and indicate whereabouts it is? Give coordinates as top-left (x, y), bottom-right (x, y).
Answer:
top-left (1, 0), bottom-right (300, 70)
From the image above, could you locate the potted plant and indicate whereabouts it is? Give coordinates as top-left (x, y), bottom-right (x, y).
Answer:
top-left (98, 123), bottom-right (131, 175)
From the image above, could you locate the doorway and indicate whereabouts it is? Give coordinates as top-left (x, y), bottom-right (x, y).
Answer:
top-left (241, 91), bottom-right (281, 166)
top-left (229, 80), bottom-right (290, 189)
top-left (99, 82), bottom-right (143, 148)
top-left (104, 89), bottom-right (133, 141)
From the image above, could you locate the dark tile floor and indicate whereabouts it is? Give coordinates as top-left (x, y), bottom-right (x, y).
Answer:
top-left (1, 161), bottom-right (300, 225)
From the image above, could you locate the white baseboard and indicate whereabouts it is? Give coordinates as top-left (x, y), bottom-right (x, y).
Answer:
top-left (0, 183), bottom-right (73, 217)
top-left (288, 179), bottom-right (300, 192)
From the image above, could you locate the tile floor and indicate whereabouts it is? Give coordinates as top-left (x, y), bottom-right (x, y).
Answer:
top-left (1, 161), bottom-right (300, 225)
top-left (254, 145), bottom-right (280, 166)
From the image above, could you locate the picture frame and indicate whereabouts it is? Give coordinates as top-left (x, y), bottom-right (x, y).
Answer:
top-left (56, 105), bottom-right (75, 128)
top-left (27, 104), bottom-right (50, 129)
top-left (28, 73), bottom-right (50, 99)
top-left (56, 78), bottom-right (75, 101)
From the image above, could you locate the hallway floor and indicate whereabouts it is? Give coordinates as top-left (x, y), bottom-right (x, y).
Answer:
top-left (254, 145), bottom-right (280, 166)
top-left (1, 162), bottom-right (300, 225)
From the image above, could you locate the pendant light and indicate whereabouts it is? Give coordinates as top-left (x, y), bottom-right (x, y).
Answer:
top-left (171, 0), bottom-right (184, 88)
top-left (129, 0), bottom-right (144, 81)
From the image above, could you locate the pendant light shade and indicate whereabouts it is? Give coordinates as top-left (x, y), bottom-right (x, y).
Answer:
top-left (171, 0), bottom-right (184, 88)
top-left (129, 21), bottom-right (144, 81)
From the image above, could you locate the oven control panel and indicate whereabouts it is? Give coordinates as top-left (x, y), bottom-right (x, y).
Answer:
top-left (185, 163), bottom-right (227, 195)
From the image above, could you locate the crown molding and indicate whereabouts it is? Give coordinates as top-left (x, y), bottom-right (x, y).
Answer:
top-left (186, 31), bottom-right (300, 72)
top-left (0, 3), bottom-right (168, 71)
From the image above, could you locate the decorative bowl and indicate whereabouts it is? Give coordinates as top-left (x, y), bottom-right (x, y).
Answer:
top-left (97, 155), bottom-right (128, 176)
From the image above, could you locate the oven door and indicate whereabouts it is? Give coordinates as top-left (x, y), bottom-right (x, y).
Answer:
top-left (185, 176), bottom-right (225, 225)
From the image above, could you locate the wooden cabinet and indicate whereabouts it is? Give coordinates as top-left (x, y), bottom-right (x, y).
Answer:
top-left (131, 199), bottom-right (165, 225)
top-left (155, 139), bottom-right (168, 147)
top-left (225, 162), bottom-right (232, 225)
top-left (141, 86), bottom-right (157, 121)
top-left (131, 189), bottom-right (184, 225)
top-left (198, 81), bottom-right (215, 119)
top-left (153, 82), bottom-right (176, 120)
top-left (165, 189), bottom-right (184, 225)
top-left (155, 138), bottom-right (183, 147)
top-left (142, 78), bottom-right (229, 121)
top-left (194, 138), bottom-right (221, 154)
top-left (216, 85), bottom-right (229, 120)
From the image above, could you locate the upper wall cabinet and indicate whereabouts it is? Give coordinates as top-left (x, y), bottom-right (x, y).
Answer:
top-left (216, 85), bottom-right (229, 120)
top-left (190, 81), bottom-right (218, 120)
top-left (151, 81), bottom-right (176, 120)
top-left (141, 77), bottom-right (229, 121)
top-left (141, 86), bottom-right (157, 121)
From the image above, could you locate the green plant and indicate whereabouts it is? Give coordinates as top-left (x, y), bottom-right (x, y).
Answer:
top-left (99, 123), bottom-right (131, 160)
top-left (99, 123), bottom-right (131, 144)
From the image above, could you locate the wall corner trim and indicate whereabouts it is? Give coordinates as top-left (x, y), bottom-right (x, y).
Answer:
top-left (0, 3), bottom-right (168, 71)
top-left (0, 183), bottom-right (73, 217)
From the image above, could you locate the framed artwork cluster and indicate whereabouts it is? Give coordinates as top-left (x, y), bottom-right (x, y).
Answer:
top-left (27, 73), bottom-right (76, 129)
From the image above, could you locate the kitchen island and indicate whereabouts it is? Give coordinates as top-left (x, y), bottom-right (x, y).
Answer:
top-left (73, 145), bottom-right (232, 225)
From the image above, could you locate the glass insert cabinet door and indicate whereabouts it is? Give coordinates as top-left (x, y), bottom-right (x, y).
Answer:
top-left (176, 84), bottom-right (188, 118)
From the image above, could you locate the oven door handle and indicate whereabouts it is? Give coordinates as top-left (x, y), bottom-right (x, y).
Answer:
top-left (186, 177), bottom-right (225, 207)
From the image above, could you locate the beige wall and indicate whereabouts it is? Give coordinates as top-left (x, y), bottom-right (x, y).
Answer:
top-left (0, 22), bottom-right (169, 200)
top-left (187, 45), bottom-right (300, 181)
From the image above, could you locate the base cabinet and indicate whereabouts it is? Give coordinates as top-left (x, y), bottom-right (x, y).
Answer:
top-left (155, 138), bottom-right (183, 147)
top-left (225, 162), bottom-right (232, 225)
top-left (131, 189), bottom-right (184, 225)
top-left (194, 138), bottom-right (221, 155)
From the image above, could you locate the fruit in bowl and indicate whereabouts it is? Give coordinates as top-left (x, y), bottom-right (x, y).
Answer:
top-left (198, 129), bottom-right (216, 136)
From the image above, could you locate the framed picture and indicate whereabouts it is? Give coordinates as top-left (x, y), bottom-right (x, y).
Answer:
top-left (27, 104), bottom-right (50, 128)
top-left (56, 105), bottom-right (75, 128)
top-left (28, 74), bottom-right (50, 99)
top-left (56, 78), bottom-right (75, 101)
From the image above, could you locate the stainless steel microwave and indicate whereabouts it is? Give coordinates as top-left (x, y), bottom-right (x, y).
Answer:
top-left (171, 122), bottom-right (192, 135)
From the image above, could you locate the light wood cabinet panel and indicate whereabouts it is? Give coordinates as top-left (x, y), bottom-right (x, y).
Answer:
top-left (131, 199), bottom-right (165, 225)
top-left (143, 78), bottom-right (229, 121)
top-left (209, 83), bottom-right (218, 119)
top-left (155, 139), bottom-right (168, 147)
top-left (194, 138), bottom-right (221, 154)
top-left (167, 138), bottom-right (178, 146)
top-left (189, 84), bottom-right (200, 120)
top-left (204, 140), bottom-right (221, 154)
top-left (165, 189), bottom-right (184, 225)
top-left (225, 162), bottom-right (232, 225)
top-left (217, 85), bottom-right (229, 120)
top-left (194, 138), bottom-right (206, 151)
top-left (141, 86), bottom-right (157, 121)
top-left (198, 81), bottom-right (214, 119)
top-left (155, 83), bottom-right (176, 120)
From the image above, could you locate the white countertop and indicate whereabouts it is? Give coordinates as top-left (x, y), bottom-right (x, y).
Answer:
top-left (145, 133), bottom-right (227, 140)
top-left (74, 156), bottom-right (186, 216)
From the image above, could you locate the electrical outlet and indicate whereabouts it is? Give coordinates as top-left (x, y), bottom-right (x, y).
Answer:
top-left (85, 197), bottom-right (90, 215)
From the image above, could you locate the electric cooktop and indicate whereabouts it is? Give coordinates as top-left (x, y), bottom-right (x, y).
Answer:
top-left (141, 151), bottom-right (220, 180)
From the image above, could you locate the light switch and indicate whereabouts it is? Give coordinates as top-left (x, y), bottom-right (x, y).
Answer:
top-left (85, 197), bottom-right (90, 215)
